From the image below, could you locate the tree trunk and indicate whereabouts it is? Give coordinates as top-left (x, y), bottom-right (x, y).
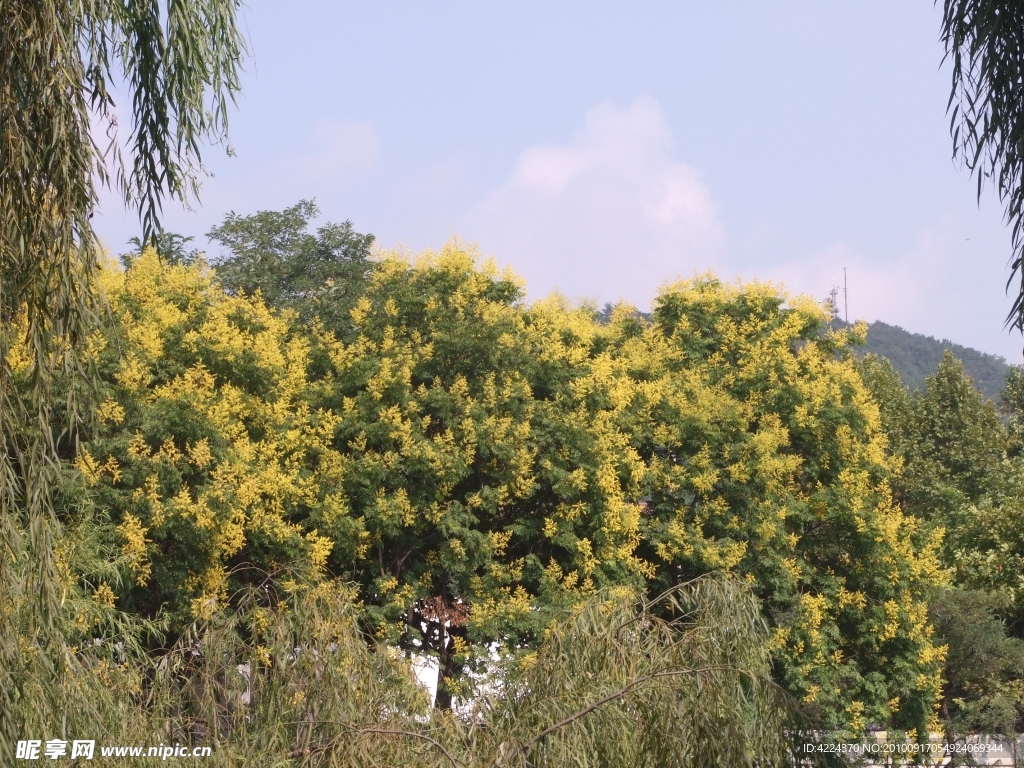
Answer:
top-left (434, 630), bottom-right (459, 711)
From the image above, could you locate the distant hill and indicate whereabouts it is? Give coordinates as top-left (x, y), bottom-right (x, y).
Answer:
top-left (851, 320), bottom-right (1012, 401)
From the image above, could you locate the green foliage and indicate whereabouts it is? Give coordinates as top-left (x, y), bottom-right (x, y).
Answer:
top-left (907, 352), bottom-right (1004, 513)
top-left (849, 320), bottom-right (1010, 401)
top-left (944, 461), bottom-right (1024, 625)
top-left (854, 354), bottom-right (912, 449)
top-left (928, 587), bottom-right (1024, 737)
top-left (146, 582), bottom-right (439, 766)
top-left (207, 200), bottom-right (374, 333)
top-left (863, 351), bottom-right (1005, 524)
top-left (860, 350), bottom-right (1024, 738)
top-left (1002, 365), bottom-right (1024, 455)
top-left (6, 570), bottom-right (812, 767)
top-left (125, 232), bottom-right (202, 267)
top-left (182, 576), bottom-right (802, 766)
top-left (74, 249), bottom-right (946, 733)
top-left (0, 0), bottom-right (246, 754)
top-left (479, 576), bottom-right (805, 768)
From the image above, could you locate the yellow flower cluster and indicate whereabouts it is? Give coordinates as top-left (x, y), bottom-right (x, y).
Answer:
top-left (86, 250), bottom-right (352, 623)
top-left (76, 244), bottom-right (943, 732)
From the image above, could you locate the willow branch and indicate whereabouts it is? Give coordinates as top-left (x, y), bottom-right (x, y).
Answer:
top-left (283, 721), bottom-right (462, 768)
top-left (519, 664), bottom-right (738, 753)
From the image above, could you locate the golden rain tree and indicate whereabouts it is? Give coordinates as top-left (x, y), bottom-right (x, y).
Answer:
top-left (79, 244), bottom-right (945, 734)
top-left (306, 245), bottom-right (653, 708)
top-left (619, 278), bottom-right (946, 737)
top-left (82, 249), bottom-right (342, 629)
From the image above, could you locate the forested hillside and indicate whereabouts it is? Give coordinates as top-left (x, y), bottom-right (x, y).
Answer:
top-left (847, 320), bottom-right (1012, 400)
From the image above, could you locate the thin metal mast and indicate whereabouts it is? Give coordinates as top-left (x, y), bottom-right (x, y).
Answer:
top-left (843, 267), bottom-right (848, 324)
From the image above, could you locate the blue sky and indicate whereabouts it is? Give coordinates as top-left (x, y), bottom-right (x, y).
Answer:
top-left (94, 1), bottom-right (1023, 361)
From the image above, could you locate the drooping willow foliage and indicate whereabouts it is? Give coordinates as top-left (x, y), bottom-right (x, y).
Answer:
top-left (5, 572), bottom-right (814, 767)
top-left (0, 0), bottom-right (245, 754)
top-left (479, 576), bottom-right (806, 768)
top-left (939, 0), bottom-right (1024, 331)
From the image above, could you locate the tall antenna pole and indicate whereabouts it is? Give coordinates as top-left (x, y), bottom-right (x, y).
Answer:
top-left (843, 267), bottom-right (848, 324)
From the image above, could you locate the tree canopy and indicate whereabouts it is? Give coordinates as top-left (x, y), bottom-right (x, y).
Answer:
top-left (860, 351), bottom-right (1024, 737)
top-left (19, 0), bottom-right (1024, 759)
top-left (207, 200), bottom-right (374, 333)
top-left (62, 243), bottom-right (946, 734)
top-left (11, 217), bottom-right (1016, 755)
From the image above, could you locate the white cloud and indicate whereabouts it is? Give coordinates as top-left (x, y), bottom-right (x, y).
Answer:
top-left (294, 119), bottom-right (379, 179)
top-left (464, 96), bottom-right (723, 306)
top-left (763, 220), bottom-right (1020, 358)
top-left (769, 231), bottom-right (953, 326)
